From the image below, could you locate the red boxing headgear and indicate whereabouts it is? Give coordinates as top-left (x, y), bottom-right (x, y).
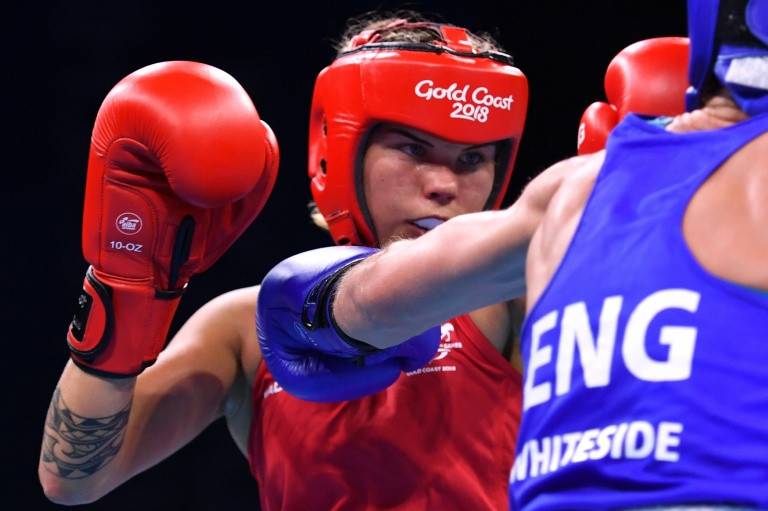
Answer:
top-left (308, 23), bottom-right (529, 246)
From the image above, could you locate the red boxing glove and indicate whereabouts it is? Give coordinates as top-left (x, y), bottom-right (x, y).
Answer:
top-left (67, 61), bottom-right (279, 377)
top-left (577, 37), bottom-right (689, 155)
top-left (577, 101), bottom-right (620, 156)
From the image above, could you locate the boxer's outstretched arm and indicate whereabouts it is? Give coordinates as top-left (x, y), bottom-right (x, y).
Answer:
top-left (39, 287), bottom-right (259, 505)
top-left (334, 156), bottom-right (576, 348)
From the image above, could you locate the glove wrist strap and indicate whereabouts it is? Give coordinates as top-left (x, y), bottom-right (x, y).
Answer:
top-left (301, 259), bottom-right (377, 358)
top-left (67, 266), bottom-right (184, 378)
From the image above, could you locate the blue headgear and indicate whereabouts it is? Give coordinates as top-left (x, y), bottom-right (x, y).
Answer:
top-left (686, 0), bottom-right (768, 115)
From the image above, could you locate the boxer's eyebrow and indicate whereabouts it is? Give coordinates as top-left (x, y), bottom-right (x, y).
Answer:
top-left (387, 128), bottom-right (434, 147)
top-left (387, 127), bottom-right (495, 151)
top-left (464, 142), bottom-right (496, 151)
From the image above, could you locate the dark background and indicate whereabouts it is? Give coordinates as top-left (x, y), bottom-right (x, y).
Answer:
top-left (8, 1), bottom-right (685, 509)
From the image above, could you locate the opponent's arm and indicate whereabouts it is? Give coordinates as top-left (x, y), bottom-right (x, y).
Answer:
top-left (334, 157), bottom-right (572, 348)
top-left (256, 150), bottom-right (601, 404)
top-left (255, 38), bottom-right (692, 403)
top-left (39, 61), bottom-right (277, 504)
top-left (333, 37), bottom-right (692, 348)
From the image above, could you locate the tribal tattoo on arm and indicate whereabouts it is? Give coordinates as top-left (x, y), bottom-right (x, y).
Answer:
top-left (41, 387), bottom-right (131, 479)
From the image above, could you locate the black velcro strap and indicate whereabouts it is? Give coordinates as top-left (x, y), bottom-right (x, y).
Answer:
top-left (168, 215), bottom-right (195, 290)
top-left (70, 357), bottom-right (141, 379)
top-left (301, 260), bottom-right (363, 331)
top-left (67, 267), bottom-right (114, 360)
top-left (300, 259), bottom-right (379, 360)
top-left (155, 285), bottom-right (186, 300)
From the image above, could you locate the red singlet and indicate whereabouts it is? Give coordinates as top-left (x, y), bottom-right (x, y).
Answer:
top-left (248, 314), bottom-right (522, 510)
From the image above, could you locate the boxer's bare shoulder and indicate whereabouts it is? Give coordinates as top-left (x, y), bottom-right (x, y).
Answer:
top-left (684, 130), bottom-right (768, 290)
top-left (203, 286), bottom-right (262, 457)
top-left (525, 151), bottom-right (606, 307)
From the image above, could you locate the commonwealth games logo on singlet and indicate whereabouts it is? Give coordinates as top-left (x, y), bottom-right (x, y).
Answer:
top-left (406, 322), bottom-right (463, 376)
top-left (263, 381), bottom-right (283, 399)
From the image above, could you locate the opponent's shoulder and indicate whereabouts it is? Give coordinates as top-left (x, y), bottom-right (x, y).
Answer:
top-left (548, 151), bottom-right (605, 189)
top-left (539, 151), bottom-right (605, 225)
top-left (517, 151), bottom-right (604, 219)
top-left (524, 152), bottom-right (606, 305)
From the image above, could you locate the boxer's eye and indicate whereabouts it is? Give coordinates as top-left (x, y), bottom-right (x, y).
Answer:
top-left (458, 150), bottom-right (485, 167)
top-left (399, 143), bottom-right (427, 159)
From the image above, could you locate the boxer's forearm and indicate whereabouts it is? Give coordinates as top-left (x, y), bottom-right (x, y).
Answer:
top-left (39, 361), bottom-right (135, 504)
top-left (40, 293), bottom-right (247, 504)
top-left (334, 206), bottom-right (533, 348)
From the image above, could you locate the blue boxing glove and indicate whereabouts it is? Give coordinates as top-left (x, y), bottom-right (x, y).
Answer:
top-left (257, 246), bottom-right (440, 402)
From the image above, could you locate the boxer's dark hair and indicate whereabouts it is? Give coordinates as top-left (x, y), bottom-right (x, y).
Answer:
top-left (335, 10), bottom-right (505, 56)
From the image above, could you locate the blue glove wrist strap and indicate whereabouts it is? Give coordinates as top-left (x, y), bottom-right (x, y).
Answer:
top-left (301, 259), bottom-right (378, 359)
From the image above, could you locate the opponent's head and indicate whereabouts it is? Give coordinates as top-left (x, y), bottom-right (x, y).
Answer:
top-left (308, 16), bottom-right (528, 246)
top-left (686, 0), bottom-right (768, 115)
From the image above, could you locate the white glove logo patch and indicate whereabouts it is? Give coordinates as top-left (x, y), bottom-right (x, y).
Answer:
top-left (115, 212), bottom-right (143, 235)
